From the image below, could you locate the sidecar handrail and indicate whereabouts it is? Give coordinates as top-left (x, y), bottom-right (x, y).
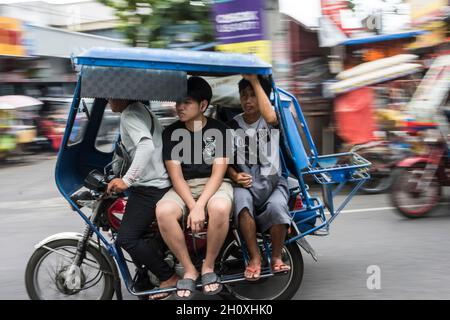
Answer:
top-left (273, 87), bottom-right (371, 242)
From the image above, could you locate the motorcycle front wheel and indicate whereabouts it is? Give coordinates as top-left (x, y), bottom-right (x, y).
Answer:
top-left (390, 167), bottom-right (442, 218)
top-left (25, 239), bottom-right (115, 300)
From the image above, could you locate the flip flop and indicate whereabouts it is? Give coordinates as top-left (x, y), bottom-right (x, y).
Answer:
top-left (272, 262), bottom-right (291, 273)
top-left (149, 288), bottom-right (171, 300)
top-left (175, 278), bottom-right (197, 300)
top-left (244, 265), bottom-right (261, 281)
top-left (201, 272), bottom-right (223, 296)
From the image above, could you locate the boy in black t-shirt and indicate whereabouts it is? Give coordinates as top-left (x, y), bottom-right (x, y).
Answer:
top-left (156, 76), bottom-right (233, 299)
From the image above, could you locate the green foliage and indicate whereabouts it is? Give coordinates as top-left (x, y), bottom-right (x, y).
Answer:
top-left (97, 0), bottom-right (215, 48)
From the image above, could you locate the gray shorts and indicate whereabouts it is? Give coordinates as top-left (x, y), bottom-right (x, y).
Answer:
top-left (157, 178), bottom-right (234, 216)
top-left (233, 178), bottom-right (292, 233)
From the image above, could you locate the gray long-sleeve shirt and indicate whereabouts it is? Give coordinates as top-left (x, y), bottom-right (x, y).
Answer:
top-left (120, 102), bottom-right (171, 188)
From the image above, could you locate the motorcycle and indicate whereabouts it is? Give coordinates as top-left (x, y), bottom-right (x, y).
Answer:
top-left (390, 129), bottom-right (450, 218)
top-left (26, 167), bottom-right (310, 300)
top-left (390, 55), bottom-right (450, 218)
top-left (24, 47), bottom-right (370, 300)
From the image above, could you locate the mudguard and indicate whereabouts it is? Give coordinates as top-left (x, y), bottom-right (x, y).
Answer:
top-left (396, 156), bottom-right (434, 168)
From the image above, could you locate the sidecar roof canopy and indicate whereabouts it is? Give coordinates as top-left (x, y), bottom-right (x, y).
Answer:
top-left (75, 47), bottom-right (272, 102)
top-left (75, 47), bottom-right (272, 75)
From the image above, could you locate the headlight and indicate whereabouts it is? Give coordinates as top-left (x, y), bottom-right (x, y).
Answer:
top-left (422, 129), bottom-right (443, 144)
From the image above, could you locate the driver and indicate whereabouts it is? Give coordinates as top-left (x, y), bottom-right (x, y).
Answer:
top-left (106, 99), bottom-right (179, 299)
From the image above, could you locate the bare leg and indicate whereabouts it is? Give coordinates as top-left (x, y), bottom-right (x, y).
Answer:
top-left (270, 224), bottom-right (290, 271)
top-left (150, 273), bottom-right (179, 299)
top-left (202, 198), bottom-right (231, 293)
top-left (156, 201), bottom-right (198, 298)
top-left (239, 208), bottom-right (261, 280)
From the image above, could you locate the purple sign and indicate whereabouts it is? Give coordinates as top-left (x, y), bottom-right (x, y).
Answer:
top-left (212, 0), bottom-right (265, 44)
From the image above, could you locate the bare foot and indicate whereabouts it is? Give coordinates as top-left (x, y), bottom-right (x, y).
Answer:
top-left (271, 257), bottom-right (291, 273)
top-left (201, 266), bottom-right (220, 294)
top-left (150, 273), bottom-right (180, 300)
top-left (176, 271), bottom-right (198, 299)
top-left (244, 257), bottom-right (261, 281)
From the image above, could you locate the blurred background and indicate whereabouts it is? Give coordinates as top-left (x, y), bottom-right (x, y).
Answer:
top-left (0, 0), bottom-right (449, 158)
top-left (0, 0), bottom-right (449, 300)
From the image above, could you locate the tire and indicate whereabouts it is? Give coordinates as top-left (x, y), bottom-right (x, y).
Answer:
top-left (359, 152), bottom-right (394, 194)
top-left (360, 173), bottom-right (394, 194)
top-left (219, 240), bottom-right (303, 300)
top-left (390, 167), bottom-right (442, 219)
top-left (25, 239), bottom-right (115, 300)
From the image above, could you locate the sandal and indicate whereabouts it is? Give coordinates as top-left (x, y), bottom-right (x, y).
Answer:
top-left (244, 265), bottom-right (261, 281)
top-left (201, 272), bottom-right (223, 296)
top-left (175, 278), bottom-right (197, 300)
top-left (272, 262), bottom-right (291, 273)
top-left (149, 288), bottom-right (171, 300)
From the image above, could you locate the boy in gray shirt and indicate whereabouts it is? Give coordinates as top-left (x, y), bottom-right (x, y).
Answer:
top-left (107, 100), bottom-right (178, 299)
top-left (227, 75), bottom-right (292, 281)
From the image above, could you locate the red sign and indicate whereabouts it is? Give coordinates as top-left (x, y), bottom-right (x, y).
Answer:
top-left (321, 0), bottom-right (363, 36)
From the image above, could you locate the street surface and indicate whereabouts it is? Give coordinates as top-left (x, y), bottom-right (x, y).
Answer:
top-left (1, 156), bottom-right (449, 300)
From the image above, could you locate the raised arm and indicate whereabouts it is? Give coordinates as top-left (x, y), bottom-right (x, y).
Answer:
top-left (243, 74), bottom-right (278, 126)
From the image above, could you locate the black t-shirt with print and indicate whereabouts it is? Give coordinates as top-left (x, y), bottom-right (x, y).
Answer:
top-left (162, 117), bottom-right (231, 180)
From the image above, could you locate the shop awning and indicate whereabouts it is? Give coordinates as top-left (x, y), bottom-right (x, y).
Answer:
top-left (340, 30), bottom-right (426, 46)
top-left (25, 24), bottom-right (127, 58)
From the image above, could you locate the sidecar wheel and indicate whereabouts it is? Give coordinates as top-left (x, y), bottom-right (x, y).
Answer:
top-left (25, 239), bottom-right (115, 300)
top-left (219, 240), bottom-right (303, 300)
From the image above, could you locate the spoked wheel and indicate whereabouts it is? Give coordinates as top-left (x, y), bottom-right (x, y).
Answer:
top-left (25, 239), bottom-right (115, 300)
top-left (218, 238), bottom-right (303, 300)
top-left (391, 167), bottom-right (442, 218)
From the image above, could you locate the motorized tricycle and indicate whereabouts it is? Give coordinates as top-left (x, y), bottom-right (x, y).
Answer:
top-left (36, 97), bottom-right (73, 152)
top-left (390, 55), bottom-right (450, 218)
top-left (25, 47), bottom-right (371, 300)
top-left (0, 95), bottom-right (41, 160)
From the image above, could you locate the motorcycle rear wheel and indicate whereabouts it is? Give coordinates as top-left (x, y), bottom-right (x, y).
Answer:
top-left (358, 152), bottom-right (395, 194)
top-left (361, 172), bottom-right (394, 194)
top-left (25, 239), bottom-right (115, 300)
top-left (218, 239), bottom-right (303, 300)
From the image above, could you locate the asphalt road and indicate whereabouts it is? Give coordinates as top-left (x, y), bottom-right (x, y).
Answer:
top-left (1, 156), bottom-right (449, 300)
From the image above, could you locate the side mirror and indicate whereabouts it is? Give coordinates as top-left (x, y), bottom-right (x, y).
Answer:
top-left (84, 169), bottom-right (107, 192)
